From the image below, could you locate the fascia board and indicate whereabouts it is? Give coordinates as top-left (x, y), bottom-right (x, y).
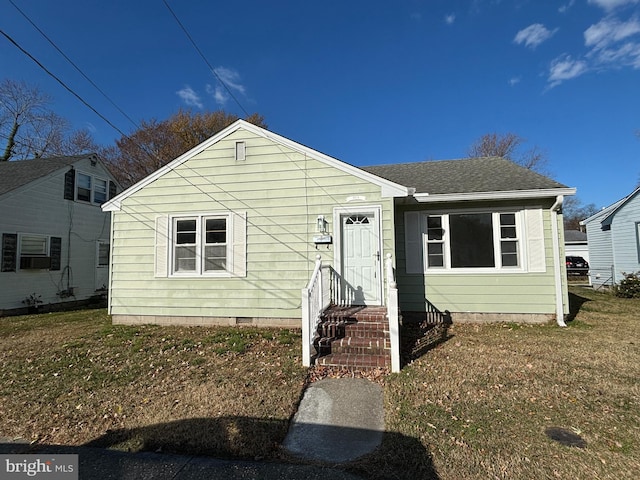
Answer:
top-left (413, 187), bottom-right (577, 203)
top-left (600, 186), bottom-right (640, 227)
top-left (102, 120), bottom-right (411, 212)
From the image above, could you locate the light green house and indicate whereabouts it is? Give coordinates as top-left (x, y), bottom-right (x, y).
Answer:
top-left (103, 120), bottom-right (575, 370)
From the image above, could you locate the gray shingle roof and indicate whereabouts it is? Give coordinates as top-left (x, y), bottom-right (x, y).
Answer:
top-left (0, 155), bottom-right (86, 197)
top-left (564, 229), bottom-right (587, 242)
top-left (361, 157), bottom-right (568, 195)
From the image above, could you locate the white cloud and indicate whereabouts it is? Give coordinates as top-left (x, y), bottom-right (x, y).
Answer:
top-left (559, 0), bottom-right (576, 13)
top-left (445, 13), bottom-right (456, 25)
top-left (593, 41), bottom-right (640, 67)
top-left (209, 67), bottom-right (246, 106)
top-left (508, 76), bottom-right (521, 86)
top-left (176, 86), bottom-right (203, 109)
top-left (588, 0), bottom-right (639, 11)
top-left (548, 54), bottom-right (589, 87)
top-left (514, 24), bottom-right (557, 49)
top-left (584, 16), bottom-right (640, 49)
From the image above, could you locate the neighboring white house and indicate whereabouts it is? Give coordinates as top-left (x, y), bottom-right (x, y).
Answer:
top-left (0, 154), bottom-right (120, 314)
top-left (581, 186), bottom-right (640, 288)
top-left (564, 229), bottom-right (589, 261)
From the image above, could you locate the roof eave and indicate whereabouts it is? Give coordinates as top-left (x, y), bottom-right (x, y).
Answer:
top-left (413, 187), bottom-right (576, 203)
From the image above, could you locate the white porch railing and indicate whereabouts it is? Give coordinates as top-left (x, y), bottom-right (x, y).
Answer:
top-left (385, 253), bottom-right (401, 373)
top-left (302, 253), bottom-right (402, 372)
top-left (301, 255), bottom-right (328, 367)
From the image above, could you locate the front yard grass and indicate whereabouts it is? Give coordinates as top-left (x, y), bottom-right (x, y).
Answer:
top-left (0, 310), bottom-right (308, 459)
top-left (1, 287), bottom-right (638, 479)
top-left (349, 286), bottom-right (640, 479)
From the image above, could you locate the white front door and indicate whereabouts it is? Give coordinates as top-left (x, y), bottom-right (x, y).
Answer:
top-left (341, 212), bottom-right (382, 305)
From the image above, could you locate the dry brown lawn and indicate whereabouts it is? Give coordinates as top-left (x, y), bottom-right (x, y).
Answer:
top-left (0, 310), bottom-right (308, 459)
top-left (1, 287), bottom-right (638, 480)
top-left (349, 286), bottom-right (640, 479)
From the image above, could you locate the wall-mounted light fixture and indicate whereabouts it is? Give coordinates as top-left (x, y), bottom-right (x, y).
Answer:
top-left (313, 215), bottom-right (332, 248)
top-left (316, 215), bottom-right (327, 234)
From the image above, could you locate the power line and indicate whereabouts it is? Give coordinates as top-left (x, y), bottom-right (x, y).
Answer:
top-left (0, 29), bottom-right (130, 140)
top-left (1, 20), bottom-right (383, 275)
top-left (8, 0), bottom-right (140, 130)
top-left (162, 0), bottom-right (250, 117)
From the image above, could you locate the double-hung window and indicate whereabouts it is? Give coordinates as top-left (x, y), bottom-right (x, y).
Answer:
top-left (407, 210), bottom-right (526, 273)
top-left (172, 215), bottom-right (229, 275)
top-left (76, 172), bottom-right (109, 205)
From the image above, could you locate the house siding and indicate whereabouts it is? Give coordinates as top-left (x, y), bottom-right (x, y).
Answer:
top-left (108, 129), bottom-right (395, 325)
top-left (395, 198), bottom-right (565, 321)
top-left (0, 158), bottom-right (113, 312)
top-left (610, 194), bottom-right (640, 280)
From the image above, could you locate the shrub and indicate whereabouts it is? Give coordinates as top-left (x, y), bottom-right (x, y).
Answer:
top-left (614, 271), bottom-right (640, 298)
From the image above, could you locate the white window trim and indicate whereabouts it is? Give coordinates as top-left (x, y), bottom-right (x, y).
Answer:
top-left (76, 171), bottom-right (109, 205)
top-left (406, 207), bottom-right (530, 275)
top-left (636, 222), bottom-right (640, 263)
top-left (17, 233), bottom-right (53, 271)
top-left (169, 212), bottom-right (235, 278)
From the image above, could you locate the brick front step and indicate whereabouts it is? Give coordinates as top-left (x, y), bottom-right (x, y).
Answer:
top-left (343, 322), bottom-right (388, 338)
top-left (332, 336), bottom-right (390, 355)
top-left (316, 353), bottom-right (390, 369)
top-left (314, 305), bottom-right (392, 370)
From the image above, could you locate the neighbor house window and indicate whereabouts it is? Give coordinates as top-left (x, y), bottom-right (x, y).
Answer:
top-left (94, 179), bottom-right (108, 204)
top-left (172, 215), bottom-right (229, 275)
top-left (76, 172), bottom-right (109, 204)
top-left (407, 210), bottom-right (522, 272)
top-left (21, 235), bottom-right (47, 257)
top-left (97, 242), bottom-right (110, 267)
top-left (77, 173), bottom-right (92, 202)
top-left (16, 234), bottom-right (61, 270)
top-left (636, 222), bottom-right (640, 263)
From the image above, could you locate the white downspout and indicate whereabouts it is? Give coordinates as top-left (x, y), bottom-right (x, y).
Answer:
top-left (550, 195), bottom-right (566, 327)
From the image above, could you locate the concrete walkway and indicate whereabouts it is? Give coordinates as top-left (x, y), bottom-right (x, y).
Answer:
top-left (283, 377), bottom-right (385, 463)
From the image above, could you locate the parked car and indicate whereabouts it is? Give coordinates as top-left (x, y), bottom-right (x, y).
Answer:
top-left (566, 256), bottom-right (589, 276)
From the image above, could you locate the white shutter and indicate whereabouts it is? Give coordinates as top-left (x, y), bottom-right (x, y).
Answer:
top-left (525, 209), bottom-right (546, 273)
top-left (155, 216), bottom-right (169, 277)
top-left (404, 211), bottom-right (424, 274)
top-left (231, 212), bottom-right (247, 277)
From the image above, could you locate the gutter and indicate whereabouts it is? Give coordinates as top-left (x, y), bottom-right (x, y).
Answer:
top-left (550, 195), bottom-right (566, 327)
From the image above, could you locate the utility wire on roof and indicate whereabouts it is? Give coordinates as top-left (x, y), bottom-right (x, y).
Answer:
top-left (162, 0), bottom-right (250, 117)
top-left (8, 0), bottom-right (140, 131)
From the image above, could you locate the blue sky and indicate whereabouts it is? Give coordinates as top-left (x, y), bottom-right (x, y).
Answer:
top-left (2, 0), bottom-right (639, 209)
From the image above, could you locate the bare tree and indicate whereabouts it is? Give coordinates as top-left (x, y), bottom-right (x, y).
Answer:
top-left (563, 196), bottom-right (598, 230)
top-left (0, 79), bottom-right (64, 160)
top-left (468, 132), bottom-right (550, 175)
top-left (0, 79), bottom-right (98, 161)
top-left (105, 110), bottom-right (267, 187)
